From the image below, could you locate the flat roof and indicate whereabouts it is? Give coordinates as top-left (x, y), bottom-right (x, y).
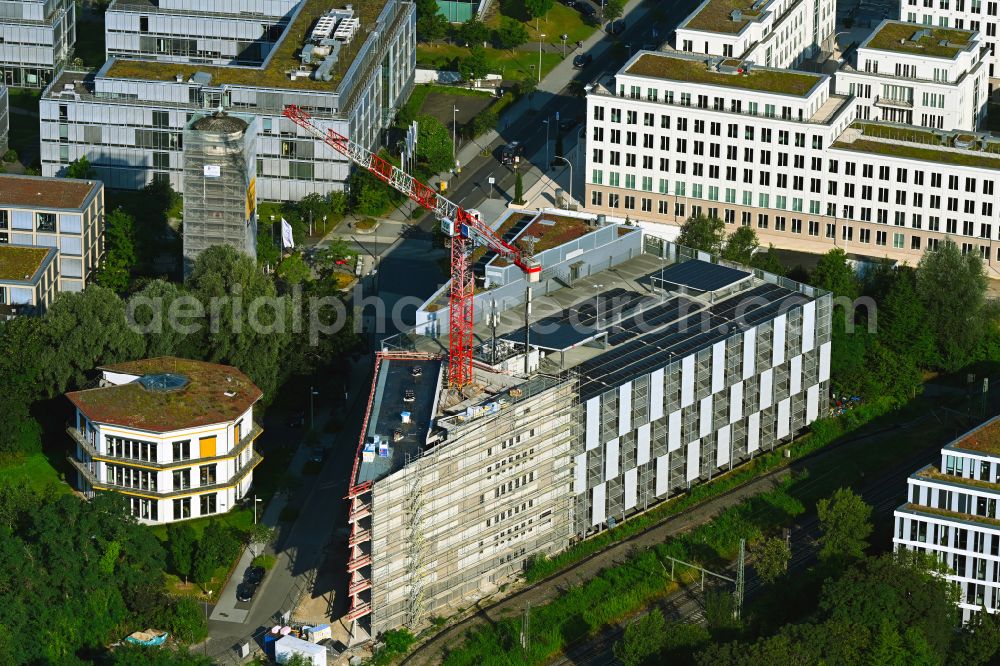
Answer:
top-left (357, 357), bottom-right (442, 484)
top-left (952, 417), bottom-right (1000, 456)
top-left (833, 122), bottom-right (1000, 170)
top-left (624, 53), bottom-right (822, 97)
top-left (104, 0), bottom-right (388, 92)
top-left (651, 259), bottom-right (750, 292)
top-left (0, 245), bottom-right (54, 282)
top-left (683, 0), bottom-right (762, 34)
top-left (0, 174), bottom-right (99, 210)
top-left (66, 357), bottom-right (263, 432)
top-left (864, 21), bottom-right (972, 59)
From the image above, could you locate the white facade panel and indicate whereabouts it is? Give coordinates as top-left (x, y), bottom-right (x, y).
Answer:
top-left (712, 341), bottom-right (725, 393)
top-left (772, 315), bottom-right (786, 367)
top-left (806, 384), bottom-right (820, 423)
top-left (655, 454), bottom-right (669, 496)
top-left (777, 398), bottom-right (791, 439)
top-left (699, 395), bottom-right (713, 438)
top-left (624, 468), bottom-right (638, 510)
top-left (759, 369), bottom-right (773, 410)
top-left (586, 396), bottom-right (600, 451)
top-left (668, 410), bottom-right (682, 452)
top-left (802, 301), bottom-right (816, 353)
top-left (819, 341), bottom-right (831, 383)
top-left (748, 411), bottom-right (761, 453)
top-left (686, 439), bottom-right (700, 481)
top-left (742, 327), bottom-right (756, 380)
top-left (574, 452), bottom-right (587, 494)
top-left (650, 368), bottom-right (664, 421)
top-left (717, 425), bottom-right (731, 468)
top-left (730, 382), bottom-right (743, 423)
top-left (790, 355), bottom-right (802, 396)
top-left (637, 423), bottom-right (651, 466)
top-left (681, 355), bottom-right (695, 407)
top-left (605, 438), bottom-right (619, 482)
top-left (592, 482), bottom-right (606, 526)
top-left (619, 381), bottom-right (632, 435)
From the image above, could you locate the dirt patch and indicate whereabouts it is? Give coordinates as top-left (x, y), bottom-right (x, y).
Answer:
top-left (421, 92), bottom-right (494, 130)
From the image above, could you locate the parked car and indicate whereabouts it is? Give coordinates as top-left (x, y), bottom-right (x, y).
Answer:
top-left (501, 142), bottom-right (525, 166)
top-left (243, 566), bottom-right (265, 585)
top-left (236, 582), bottom-right (258, 603)
top-left (607, 19), bottom-right (626, 34)
top-left (572, 53), bottom-right (593, 69)
top-left (576, 2), bottom-right (596, 20)
top-left (309, 446), bottom-right (326, 463)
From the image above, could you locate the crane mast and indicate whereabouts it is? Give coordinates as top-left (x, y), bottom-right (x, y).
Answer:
top-left (282, 105), bottom-right (541, 388)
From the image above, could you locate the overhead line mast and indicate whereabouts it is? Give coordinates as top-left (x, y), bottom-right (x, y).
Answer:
top-left (283, 105), bottom-right (541, 387)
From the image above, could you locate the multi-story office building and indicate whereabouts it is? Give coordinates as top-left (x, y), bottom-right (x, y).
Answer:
top-left (105, 0), bottom-right (298, 66)
top-left (836, 21), bottom-right (987, 130)
top-left (0, 173), bottom-right (103, 292)
top-left (674, 0), bottom-right (836, 69)
top-left (0, 244), bottom-right (57, 317)
top-left (901, 0), bottom-right (1000, 81)
top-left (0, 84), bottom-right (8, 154)
top-left (66, 357), bottom-right (264, 525)
top-left (39, 0), bottom-right (416, 200)
top-left (0, 0), bottom-right (75, 88)
top-left (344, 227), bottom-right (831, 640)
top-left (584, 47), bottom-right (1000, 275)
top-left (894, 415), bottom-right (1000, 621)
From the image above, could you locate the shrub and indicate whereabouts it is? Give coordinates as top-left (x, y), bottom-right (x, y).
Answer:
top-left (3, 148), bottom-right (17, 162)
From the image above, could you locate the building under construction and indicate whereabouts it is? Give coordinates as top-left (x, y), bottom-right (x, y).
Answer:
top-left (344, 210), bottom-right (832, 642)
top-left (181, 110), bottom-right (258, 273)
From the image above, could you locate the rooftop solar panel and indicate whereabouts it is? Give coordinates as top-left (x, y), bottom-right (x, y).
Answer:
top-left (651, 259), bottom-right (751, 292)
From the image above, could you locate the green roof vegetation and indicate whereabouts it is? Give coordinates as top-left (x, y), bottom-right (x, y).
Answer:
top-left (626, 54), bottom-right (821, 96)
top-left (684, 0), bottom-right (760, 34)
top-left (0, 246), bottom-right (50, 282)
top-left (916, 465), bottom-right (1000, 492)
top-left (952, 419), bottom-right (1000, 455)
top-left (833, 122), bottom-right (1000, 169)
top-left (106, 0), bottom-right (387, 91)
top-left (865, 21), bottom-right (972, 59)
top-left (904, 503), bottom-right (1000, 529)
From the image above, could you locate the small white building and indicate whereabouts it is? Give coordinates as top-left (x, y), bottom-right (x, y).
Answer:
top-left (66, 357), bottom-right (263, 524)
top-left (836, 21), bottom-right (988, 130)
top-left (894, 415), bottom-right (1000, 621)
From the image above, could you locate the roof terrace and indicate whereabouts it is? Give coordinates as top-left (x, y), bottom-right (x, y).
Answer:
top-left (624, 52), bottom-right (823, 97)
top-left (832, 122), bottom-right (1000, 170)
top-left (863, 21), bottom-right (974, 59)
top-left (683, 0), bottom-right (766, 34)
top-left (0, 245), bottom-right (53, 282)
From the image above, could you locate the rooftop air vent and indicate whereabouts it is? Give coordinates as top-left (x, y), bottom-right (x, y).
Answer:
top-left (175, 74), bottom-right (183, 83)
top-left (138, 373), bottom-right (190, 392)
top-left (224, 390), bottom-right (237, 398)
top-left (730, 9), bottom-right (743, 21)
top-left (938, 39), bottom-right (949, 46)
top-left (911, 28), bottom-right (931, 41)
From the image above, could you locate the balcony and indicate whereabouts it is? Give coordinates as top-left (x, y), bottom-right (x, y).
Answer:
top-left (873, 95), bottom-right (913, 109)
top-left (67, 422), bottom-right (263, 470)
top-left (67, 448), bottom-right (263, 499)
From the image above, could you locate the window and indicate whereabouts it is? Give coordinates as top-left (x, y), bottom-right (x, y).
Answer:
top-left (173, 498), bottom-right (191, 520)
top-left (200, 494), bottom-right (217, 515)
top-left (152, 110), bottom-right (169, 128)
top-left (36, 213), bottom-right (56, 232)
top-left (173, 469), bottom-right (191, 490)
top-left (200, 464), bottom-right (217, 486)
top-left (153, 152), bottom-right (169, 169)
top-left (173, 440), bottom-right (191, 461)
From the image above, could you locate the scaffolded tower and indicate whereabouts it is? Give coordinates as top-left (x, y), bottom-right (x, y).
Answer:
top-left (181, 110), bottom-right (258, 274)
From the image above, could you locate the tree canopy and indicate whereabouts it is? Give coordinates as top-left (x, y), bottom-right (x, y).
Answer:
top-left (816, 488), bottom-right (873, 566)
top-left (604, 0), bottom-right (626, 22)
top-left (523, 0), bottom-right (554, 18)
top-left (494, 16), bottom-right (530, 49)
top-left (64, 155), bottom-right (96, 179)
top-left (416, 114), bottom-right (455, 172)
top-left (721, 226), bottom-right (759, 265)
top-left (677, 215), bottom-right (725, 255)
top-left (97, 208), bottom-right (138, 293)
top-left (458, 45), bottom-right (490, 81)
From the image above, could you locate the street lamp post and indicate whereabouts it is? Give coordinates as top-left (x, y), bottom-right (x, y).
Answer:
top-left (452, 105), bottom-right (459, 164)
top-left (561, 33), bottom-right (568, 57)
top-left (543, 118), bottom-right (550, 171)
top-left (538, 33), bottom-right (546, 83)
top-left (253, 493), bottom-right (263, 524)
top-left (310, 386), bottom-right (319, 430)
top-left (552, 155), bottom-right (573, 203)
top-left (203, 596), bottom-right (212, 655)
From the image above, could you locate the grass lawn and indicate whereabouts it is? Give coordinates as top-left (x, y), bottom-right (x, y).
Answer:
top-left (149, 507), bottom-right (254, 542)
top-left (0, 452), bottom-right (70, 493)
top-left (417, 43), bottom-right (562, 82)
top-left (485, 3), bottom-right (596, 43)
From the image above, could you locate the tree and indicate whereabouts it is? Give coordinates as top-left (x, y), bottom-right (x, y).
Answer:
top-left (415, 114), bottom-right (455, 172)
top-left (514, 170), bottom-right (525, 204)
top-left (614, 609), bottom-right (667, 666)
top-left (811, 248), bottom-right (859, 299)
top-left (161, 597), bottom-right (208, 644)
top-left (315, 238), bottom-right (357, 274)
top-left (878, 267), bottom-right (935, 367)
top-left (751, 536), bottom-right (791, 585)
top-left (524, 0), bottom-right (554, 18)
top-left (604, 0), bottom-right (626, 22)
top-left (816, 488), bottom-right (872, 565)
top-left (721, 226), bottom-right (759, 265)
top-left (415, 0), bottom-right (447, 40)
top-left (676, 215), bottom-right (725, 255)
top-left (951, 603), bottom-right (1000, 665)
top-left (0, 316), bottom-right (46, 455)
top-left (167, 523), bottom-right (197, 583)
top-left (127, 279), bottom-right (194, 359)
top-left (915, 238), bottom-right (988, 371)
top-left (64, 155), bottom-right (95, 179)
top-left (97, 208), bottom-right (138, 293)
top-left (749, 245), bottom-right (786, 276)
top-left (494, 16), bottom-right (530, 49)
top-left (296, 192), bottom-right (330, 232)
top-left (458, 45), bottom-right (490, 81)
top-left (460, 16), bottom-right (490, 44)
top-left (246, 523), bottom-right (275, 558)
top-left (277, 253), bottom-right (312, 285)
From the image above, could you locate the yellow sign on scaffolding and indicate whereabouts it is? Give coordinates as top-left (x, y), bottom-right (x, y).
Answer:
top-left (246, 177), bottom-right (257, 220)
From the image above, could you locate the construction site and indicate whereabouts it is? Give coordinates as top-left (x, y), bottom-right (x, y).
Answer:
top-left (277, 107), bottom-right (833, 644)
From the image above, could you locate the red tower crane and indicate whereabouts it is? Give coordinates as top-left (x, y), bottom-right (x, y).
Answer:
top-left (282, 105), bottom-right (541, 388)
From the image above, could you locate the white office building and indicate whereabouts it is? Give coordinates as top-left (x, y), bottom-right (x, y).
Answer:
top-left (0, 0), bottom-right (75, 88)
top-left (900, 0), bottom-right (1000, 82)
top-left (836, 21), bottom-right (988, 130)
top-left (584, 43), bottom-right (1000, 275)
top-left (105, 0), bottom-right (299, 66)
top-left (674, 0), bottom-right (836, 69)
top-left (894, 415), bottom-right (1000, 621)
top-left (39, 0), bottom-right (416, 200)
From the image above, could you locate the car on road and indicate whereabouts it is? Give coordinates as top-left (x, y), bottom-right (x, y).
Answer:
top-left (572, 53), bottom-right (592, 68)
top-left (607, 19), bottom-right (626, 35)
top-left (236, 581), bottom-right (258, 603)
top-left (243, 566), bottom-right (265, 585)
top-left (560, 0), bottom-right (576, 5)
top-left (501, 142), bottom-right (524, 166)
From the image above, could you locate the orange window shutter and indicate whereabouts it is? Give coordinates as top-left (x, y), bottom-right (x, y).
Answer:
top-left (235, 422), bottom-right (242, 443)
top-left (199, 436), bottom-right (217, 458)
